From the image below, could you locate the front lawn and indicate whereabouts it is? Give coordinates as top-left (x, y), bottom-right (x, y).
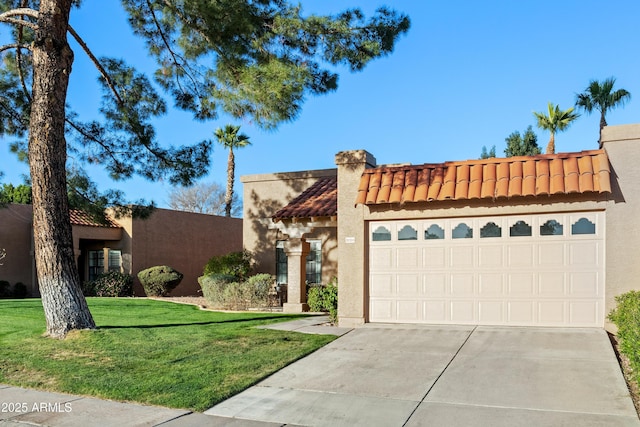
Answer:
top-left (0, 298), bottom-right (335, 411)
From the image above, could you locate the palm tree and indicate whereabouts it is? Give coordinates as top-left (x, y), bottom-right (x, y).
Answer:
top-left (533, 103), bottom-right (580, 154)
top-left (575, 77), bottom-right (631, 146)
top-left (214, 125), bottom-right (251, 217)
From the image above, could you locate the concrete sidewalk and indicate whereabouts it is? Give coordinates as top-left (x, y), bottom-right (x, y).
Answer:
top-left (0, 315), bottom-right (344, 427)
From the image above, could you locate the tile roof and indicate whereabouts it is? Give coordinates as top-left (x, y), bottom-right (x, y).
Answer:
top-left (69, 209), bottom-right (120, 228)
top-left (273, 176), bottom-right (337, 221)
top-left (355, 150), bottom-right (611, 206)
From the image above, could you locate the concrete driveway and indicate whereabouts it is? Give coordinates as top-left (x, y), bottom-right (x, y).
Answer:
top-left (206, 324), bottom-right (639, 426)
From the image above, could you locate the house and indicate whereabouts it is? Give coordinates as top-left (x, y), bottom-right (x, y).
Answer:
top-left (242, 123), bottom-right (640, 332)
top-left (0, 206), bottom-right (242, 296)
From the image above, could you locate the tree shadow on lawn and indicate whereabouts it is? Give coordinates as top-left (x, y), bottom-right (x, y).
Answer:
top-left (97, 314), bottom-right (311, 330)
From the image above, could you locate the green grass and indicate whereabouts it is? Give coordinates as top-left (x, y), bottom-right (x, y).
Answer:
top-left (0, 298), bottom-right (336, 411)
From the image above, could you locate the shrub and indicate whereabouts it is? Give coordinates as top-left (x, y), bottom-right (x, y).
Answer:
top-left (609, 291), bottom-right (640, 378)
top-left (307, 278), bottom-right (338, 324)
top-left (203, 250), bottom-right (251, 280)
top-left (199, 274), bottom-right (236, 308)
top-left (0, 280), bottom-right (10, 298)
top-left (137, 266), bottom-right (183, 297)
top-left (85, 271), bottom-right (133, 297)
top-left (12, 282), bottom-right (28, 299)
top-left (199, 273), bottom-right (274, 310)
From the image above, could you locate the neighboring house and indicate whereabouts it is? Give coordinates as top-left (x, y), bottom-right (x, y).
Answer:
top-left (0, 206), bottom-right (242, 296)
top-left (243, 123), bottom-right (640, 332)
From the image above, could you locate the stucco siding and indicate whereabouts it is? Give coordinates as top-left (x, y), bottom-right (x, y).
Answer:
top-left (242, 169), bottom-right (336, 274)
top-left (0, 204), bottom-right (35, 295)
top-left (126, 208), bottom-right (242, 296)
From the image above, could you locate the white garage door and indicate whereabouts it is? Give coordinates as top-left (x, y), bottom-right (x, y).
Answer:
top-left (369, 212), bottom-right (604, 327)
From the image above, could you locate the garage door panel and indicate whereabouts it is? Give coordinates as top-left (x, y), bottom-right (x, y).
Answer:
top-left (538, 243), bottom-right (565, 266)
top-left (479, 274), bottom-right (504, 296)
top-left (479, 301), bottom-right (504, 323)
top-left (569, 242), bottom-right (600, 266)
top-left (397, 274), bottom-right (420, 296)
top-left (370, 274), bottom-right (394, 296)
top-left (424, 301), bottom-right (447, 322)
top-left (538, 301), bottom-right (566, 324)
top-left (538, 272), bottom-right (566, 296)
top-left (451, 301), bottom-right (475, 322)
top-left (451, 274), bottom-right (474, 296)
top-left (450, 246), bottom-right (474, 267)
top-left (569, 302), bottom-right (600, 325)
top-left (397, 247), bottom-right (420, 268)
top-left (569, 272), bottom-right (600, 296)
top-left (424, 274), bottom-right (447, 295)
top-left (508, 301), bottom-right (535, 323)
top-left (396, 300), bottom-right (421, 322)
top-left (479, 246), bottom-right (503, 267)
top-left (507, 245), bottom-right (535, 267)
top-left (508, 273), bottom-right (535, 296)
top-left (370, 247), bottom-right (393, 270)
top-left (369, 212), bottom-right (604, 327)
top-left (424, 246), bottom-right (446, 267)
top-left (370, 299), bottom-right (394, 322)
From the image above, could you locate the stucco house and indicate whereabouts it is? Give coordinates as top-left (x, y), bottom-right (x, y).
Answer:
top-left (243, 123), bottom-right (640, 332)
top-left (0, 206), bottom-right (242, 296)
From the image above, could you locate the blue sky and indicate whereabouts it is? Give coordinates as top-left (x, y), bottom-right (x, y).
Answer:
top-left (2, 1), bottom-right (639, 210)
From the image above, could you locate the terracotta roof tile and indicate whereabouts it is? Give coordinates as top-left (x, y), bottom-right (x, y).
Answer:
top-left (69, 209), bottom-right (120, 228)
top-left (273, 176), bottom-right (337, 221)
top-left (356, 150), bottom-right (611, 206)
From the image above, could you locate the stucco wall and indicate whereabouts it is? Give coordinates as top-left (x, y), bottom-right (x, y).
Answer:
top-left (126, 208), bottom-right (242, 296)
top-left (601, 124), bottom-right (640, 330)
top-left (0, 204), bottom-right (35, 295)
top-left (241, 169), bottom-right (337, 276)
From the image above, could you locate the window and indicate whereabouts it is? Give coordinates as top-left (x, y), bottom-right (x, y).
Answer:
top-left (572, 218), bottom-right (596, 235)
top-left (276, 241), bottom-right (288, 285)
top-left (372, 226), bottom-right (392, 241)
top-left (425, 224), bottom-right (445, 240)
top-left (510, 221), bottom-right (532, 237)
top-left (88, 250), bottom-right (104, 282)
top-left (480, 222), bottom-right (502, 238)
top-left (540, 219), bottom-right (563, 236)
top-left (452, 223), bottom-right (473, 239)
top-left (306, 240), bottom-right (322, 285)
top-left (398, 225), bottom-right (418, 240)
top-left (275, 240), bottom-right (322, 285)
top-left (108, 250), bottom-right (122, 272)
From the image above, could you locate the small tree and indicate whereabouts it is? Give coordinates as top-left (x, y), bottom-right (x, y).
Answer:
top-left (533, 103), bottom-right (580, 154)
top-left (480, 145), bottom-right (496, 159)
top-left (504, 126), bottom-right (541, 157)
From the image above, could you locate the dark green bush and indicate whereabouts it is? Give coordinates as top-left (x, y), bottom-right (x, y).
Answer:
top-left (307, 278), bottom-right (338, 323)
top-left (84, 271), bottom-right (133, 297)
top-left (12, 282), bottom-right (28, 299)
top-left (0, 280), bottom-right (10, 298)
top-left (137, 266), bottom-right (183, 297)
top-left (609, 291), bottom-right (640, 379)
top-left (203, 250), bottom-right (251, 280)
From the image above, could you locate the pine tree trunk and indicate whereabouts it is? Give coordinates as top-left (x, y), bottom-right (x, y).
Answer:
top-left (224, 149), bottom-right (234, 217)
top-left (29, 0), bottom-right (95, 338)
top-left (545, 133), bottom-right (555, 154)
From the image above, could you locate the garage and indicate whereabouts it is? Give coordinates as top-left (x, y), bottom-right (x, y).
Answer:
top-left (369, 212), bottom-right (604, 327)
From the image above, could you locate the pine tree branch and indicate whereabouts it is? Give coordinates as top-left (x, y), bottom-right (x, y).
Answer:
top-left (0, 43), bottom-right (31, 53)
top-left (0, 8), bottom-right (38, 30)
top-left (66, 26), bottom-right (124, 106)
top-left (16, 2), bottom-right (32, 103)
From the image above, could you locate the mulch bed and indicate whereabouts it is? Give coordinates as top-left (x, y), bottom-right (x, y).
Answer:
top-left (608, 333), bottom-right (640, 416)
